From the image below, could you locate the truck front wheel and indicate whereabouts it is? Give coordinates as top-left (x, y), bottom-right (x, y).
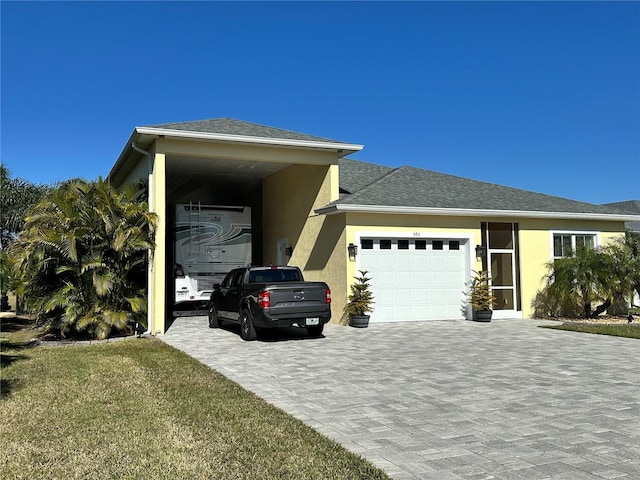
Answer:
top-left (239, 310), bottom-right (257, 341)
top-left (208, 305), bottom-right (220, 328)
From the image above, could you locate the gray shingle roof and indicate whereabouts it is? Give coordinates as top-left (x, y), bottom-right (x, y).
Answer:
top-left (603, 200), bottom-right (640, 232)
top-left (144, 118), bottom-right (350, 145)
top-left (339, 158), bottom-right (393, 195)
top-left (337, 159), bottom-right (632, 216)
top-left (603, 200), bottom-right (640, 214)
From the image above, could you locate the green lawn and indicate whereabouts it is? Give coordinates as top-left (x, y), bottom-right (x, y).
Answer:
top-left (1, 317), bottom-right (390, 480)
top-left (541, 322), bottom-right (640, 339)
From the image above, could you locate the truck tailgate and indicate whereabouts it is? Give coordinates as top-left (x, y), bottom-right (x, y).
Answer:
top-left (264, 282), bottom-right (330, 316)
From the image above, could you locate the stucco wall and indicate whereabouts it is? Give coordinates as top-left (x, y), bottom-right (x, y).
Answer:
top-left (343, 213), bottom-right (627, 319)
top-left (118, 154), bottom-right (151, 187)
top-left (159, 137), bottom-right (340, 165)
top-left (518, 218), bottom-right (626, 318)
top-left (262, 164), bottom-right (347, 320)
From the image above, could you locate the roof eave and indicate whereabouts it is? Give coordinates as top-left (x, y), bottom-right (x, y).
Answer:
top-left (108, 129), bottom-right (139, 185)
top-left (314, 204), bottom-right (640, 222)
top-left (135, 126), bottom-right (364, 156)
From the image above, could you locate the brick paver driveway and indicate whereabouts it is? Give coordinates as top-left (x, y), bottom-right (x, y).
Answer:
top-left (163, 318), bottom-right (640, 480)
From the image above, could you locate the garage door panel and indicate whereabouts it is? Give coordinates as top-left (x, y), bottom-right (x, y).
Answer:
top-left (396, 289), bottom-right (414, 303)
top-left (430, 256), bottom-right (447, 269)
top-left (395, 256), bottom-right (413, 269)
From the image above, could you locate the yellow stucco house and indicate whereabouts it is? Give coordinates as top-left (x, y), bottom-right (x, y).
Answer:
top-left (108, 118), bottom-right (639, 335)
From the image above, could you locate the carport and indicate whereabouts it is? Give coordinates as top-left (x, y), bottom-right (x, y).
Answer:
top-left (108, 118), bottom-right (362, 335)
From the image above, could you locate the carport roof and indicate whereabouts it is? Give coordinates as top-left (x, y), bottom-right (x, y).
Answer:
top-left (144, 118), bottom-right (352, 145)
top-left (131, 118), bottom-right (363, 155)
top-left (109, 118), bottom-right (363, 186)
top-left (318, 159), bottom-right (640, 222)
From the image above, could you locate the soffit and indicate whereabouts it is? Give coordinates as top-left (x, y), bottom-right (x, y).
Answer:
top-left (165, 155), bottom-right (290, 203)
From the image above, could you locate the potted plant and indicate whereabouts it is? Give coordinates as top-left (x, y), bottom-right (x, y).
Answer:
top-left (344, 270), bottom-right (375, 328)
top-left (467, 271), bottom-right (495, 322)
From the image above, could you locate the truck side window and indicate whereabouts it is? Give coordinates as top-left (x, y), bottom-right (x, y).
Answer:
top-left (221, 271), bottom-right (235, 289)
top-left (232, 271), bottom-right (243, 287)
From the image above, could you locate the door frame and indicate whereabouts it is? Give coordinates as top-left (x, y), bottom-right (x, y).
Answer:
top-left (483, 222), bottom-right (522, 319)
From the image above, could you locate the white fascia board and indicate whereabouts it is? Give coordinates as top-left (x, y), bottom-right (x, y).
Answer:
top-left (135, 127), bottom-right (364, 155)
top-left (315, 203), bottom-right (640, 222)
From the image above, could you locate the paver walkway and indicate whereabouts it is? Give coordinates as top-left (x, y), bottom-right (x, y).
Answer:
top-left (163, 318), bottom-right (640, 480)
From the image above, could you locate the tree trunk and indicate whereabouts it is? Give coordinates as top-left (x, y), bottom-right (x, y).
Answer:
top-left (590, 299), bottom-right (612, 318)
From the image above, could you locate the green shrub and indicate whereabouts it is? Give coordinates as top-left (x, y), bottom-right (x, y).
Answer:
top-left (467, 271), bottom-right (495, 311)
top-left (8, 179), bottom-right (156, 339)
top-left (343, 270), bottom-right (375, 317)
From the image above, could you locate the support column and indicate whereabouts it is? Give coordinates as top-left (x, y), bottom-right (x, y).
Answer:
top-left (150, 150), bottom-right (167, 335)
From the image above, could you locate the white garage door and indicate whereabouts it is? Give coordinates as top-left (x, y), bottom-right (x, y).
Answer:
top-left (359, 237), bottom-right (468, 322)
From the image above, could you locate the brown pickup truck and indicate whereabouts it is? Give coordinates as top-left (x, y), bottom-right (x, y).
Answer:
top-left (207, 266), bottom-right (331, 340)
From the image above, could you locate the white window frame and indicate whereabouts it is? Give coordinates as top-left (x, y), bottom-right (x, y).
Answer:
top-left (550, 231), bottom-right (600, 260)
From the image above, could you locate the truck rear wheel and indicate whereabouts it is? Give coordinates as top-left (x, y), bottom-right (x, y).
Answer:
top-left (306, 324), bottom-right (324, 338)
top-left (208, 305), bottom-right (219, 328)
top-left (239, 310), bottom-right (257, 341)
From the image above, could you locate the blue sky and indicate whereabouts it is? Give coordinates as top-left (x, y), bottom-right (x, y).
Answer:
top-left (2, 1), bottom-right (638, 204)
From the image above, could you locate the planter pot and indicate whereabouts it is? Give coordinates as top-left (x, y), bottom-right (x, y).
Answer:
top-left (0, 294), bottom-right (10, 312)
top-left (473, 309), bottom-right (492, 322)
top-left (349, 315), bottom-right (370, 328)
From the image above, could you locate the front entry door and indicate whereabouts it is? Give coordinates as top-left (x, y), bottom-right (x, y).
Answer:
top-left (490, 251), bottom-right (515, 310)
top-left (485, 223), bottom-right (519, 313)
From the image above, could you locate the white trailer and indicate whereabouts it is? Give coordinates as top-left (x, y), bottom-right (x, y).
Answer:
top-left (173, 203), bottom-right (251, 315)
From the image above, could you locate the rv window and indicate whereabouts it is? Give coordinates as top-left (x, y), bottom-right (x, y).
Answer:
top-left (175, 264), bottom-right (185, 278)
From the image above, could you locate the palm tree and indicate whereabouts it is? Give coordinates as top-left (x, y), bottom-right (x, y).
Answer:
top-left (9, 178), bottom-right (156, 339)
top-left (603, 231), bottom-right (640, 308)
top-left (0, 164), bottom-right (51, 248)
top-left (545, 246), bottom-right (611, 318)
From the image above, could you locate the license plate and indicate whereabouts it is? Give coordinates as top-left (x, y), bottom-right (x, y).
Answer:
top-left (306, 317), bottom-right (320, 326)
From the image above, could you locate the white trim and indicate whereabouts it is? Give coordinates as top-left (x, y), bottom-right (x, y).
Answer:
top-left (355, 230), bottom-right (474, 242)
top-left (135, 127), bottom-right (364, 154)
top-left (316, 204), bottom-right (640, 222)
top-left (484, 223), bottom-right (519, 315)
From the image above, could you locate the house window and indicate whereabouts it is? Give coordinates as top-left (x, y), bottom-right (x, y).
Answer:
top-left (398, 239), bottom-right (409, 250)
top-left (553, 233), bottom-right (597, 258)
top-left (576, 234), bottom-right (595, 250)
